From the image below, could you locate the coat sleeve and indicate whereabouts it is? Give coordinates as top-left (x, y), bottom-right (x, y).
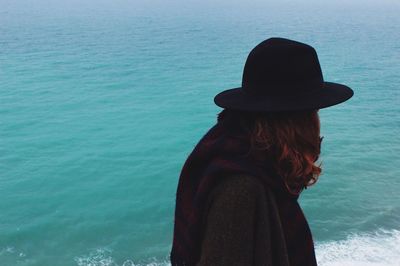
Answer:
top-left (196, 175), bottom-right (260, 266)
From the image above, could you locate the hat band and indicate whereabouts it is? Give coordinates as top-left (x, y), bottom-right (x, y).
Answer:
top-left (242, 77), bottom-right (324, 97)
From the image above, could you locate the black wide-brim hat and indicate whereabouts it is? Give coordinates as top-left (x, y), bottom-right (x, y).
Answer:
top-left (214, 37), bottom-right (354, 112)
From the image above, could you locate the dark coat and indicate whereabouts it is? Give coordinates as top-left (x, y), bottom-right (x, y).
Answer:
top-left (195, 174), bottom-right (293, 266)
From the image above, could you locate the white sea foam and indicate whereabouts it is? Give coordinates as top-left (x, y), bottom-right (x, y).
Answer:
top-left (74, 229), bottom-right (400, 266)
top-left (315, 229), bottom-right (400, 266)
top-left (74, 248), bottom-right (170, 266)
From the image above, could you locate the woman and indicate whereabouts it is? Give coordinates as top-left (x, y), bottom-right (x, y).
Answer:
top-left (170, 37), bottom-right (354, 266)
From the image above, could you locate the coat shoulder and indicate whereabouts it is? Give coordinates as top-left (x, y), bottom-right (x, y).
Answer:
top-left (212, 174), bottom-right (267, 199)
top-left (198, 174), bottom-right (290, 266)
top-left (197, 174), bottom-right (263, 266)
top-left (203, 174), bottom-right (272, 223)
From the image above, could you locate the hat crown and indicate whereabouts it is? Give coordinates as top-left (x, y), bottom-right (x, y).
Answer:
top-left (213, 36), bottom-right (353, 112)
top-left (242, 37), bottom-right (324, 96)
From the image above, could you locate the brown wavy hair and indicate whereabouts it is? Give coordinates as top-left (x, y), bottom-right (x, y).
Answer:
top-left (217, 108), bottom-right (323, 195)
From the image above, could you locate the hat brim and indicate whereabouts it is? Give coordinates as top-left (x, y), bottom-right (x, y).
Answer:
top-left (214, 81), bottom-right (354, 112)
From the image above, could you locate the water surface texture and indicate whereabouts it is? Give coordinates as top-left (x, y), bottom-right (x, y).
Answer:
top-left (1, 0), bottom-right (400, 265)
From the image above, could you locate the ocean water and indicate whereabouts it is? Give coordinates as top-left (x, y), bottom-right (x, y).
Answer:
top-left (1, 0), bottom-right (400, 265)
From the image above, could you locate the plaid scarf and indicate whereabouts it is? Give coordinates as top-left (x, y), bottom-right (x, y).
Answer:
top-left (170, 112), bottom-right (317, 266)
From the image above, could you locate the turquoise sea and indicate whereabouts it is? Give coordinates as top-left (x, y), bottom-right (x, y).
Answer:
top-left (1, 0), bottom-right (400, 265)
